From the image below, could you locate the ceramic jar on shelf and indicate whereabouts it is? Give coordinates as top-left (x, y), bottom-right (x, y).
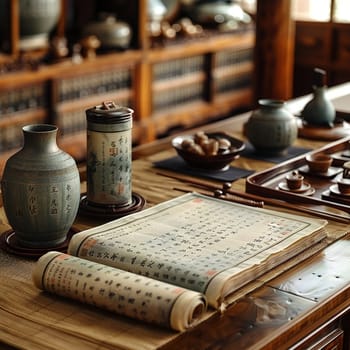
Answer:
top-left (82, 13), bottom-right (132, 50)
top-left (0, 0), bottom-right (61, 51)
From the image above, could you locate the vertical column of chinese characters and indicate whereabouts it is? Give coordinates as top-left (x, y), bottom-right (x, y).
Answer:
top-left (49, 185), bottom-right (59, 216)
top-left (109, 139), bottom-right (118, 197)
top-left (116, 133), bottom-right (131, 200)
top-left (27, 184), bottom-right (38, 216)
top-left (124, 134), bottom-right (132, 197)
top-left (64, 183), bottom-right (74, 215)
top-left (104, 130), bottom-right (132, 205)
top-left (101, 140), bottom-right (106, 193)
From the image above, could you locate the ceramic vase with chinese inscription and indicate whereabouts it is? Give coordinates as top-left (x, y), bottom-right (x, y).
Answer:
top-left (1, 124), bottom-right (80, 248)
top-left (244, 99), bottom-right (298, 155)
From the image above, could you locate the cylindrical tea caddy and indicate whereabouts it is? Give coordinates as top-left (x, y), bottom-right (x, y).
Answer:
top-left (80, 101), bottom-right (145, 220)
top-left (1, 124), bottom-right (80, 248)
top-left (85, 101), bottom-right (133, 207)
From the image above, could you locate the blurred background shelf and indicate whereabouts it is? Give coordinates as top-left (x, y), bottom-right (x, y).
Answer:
top-left (0, 0), bottom-right (255, 168)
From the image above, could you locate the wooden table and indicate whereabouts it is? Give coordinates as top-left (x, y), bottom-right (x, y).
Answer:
top-left (1, 83), bottom-right (350, 350)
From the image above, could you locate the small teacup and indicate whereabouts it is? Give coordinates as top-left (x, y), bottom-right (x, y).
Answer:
top-left (342, 161), bottom-right (350, 179)
top-left (305, 153), bottom-right (332, 174)
top-left (337, 178), bottom-right (350, 195)
top-left (286, 171), bottom-right (304, 190)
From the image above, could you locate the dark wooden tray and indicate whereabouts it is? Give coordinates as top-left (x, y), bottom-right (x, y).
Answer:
top-left (246, 136), bottom-right (350, 218)
top-left (297, 112), bottom-right (350, 141)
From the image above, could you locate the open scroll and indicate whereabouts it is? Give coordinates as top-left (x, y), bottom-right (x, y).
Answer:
top-left (67, 192), bottom-right (327, 310)
top-left (32, 251), bottom-right (207, 331)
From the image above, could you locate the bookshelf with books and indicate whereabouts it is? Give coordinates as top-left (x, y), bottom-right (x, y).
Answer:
top-left (145, 31), bottom-right (254, 141)
top-left (0, 0), bottom-right (255, 170)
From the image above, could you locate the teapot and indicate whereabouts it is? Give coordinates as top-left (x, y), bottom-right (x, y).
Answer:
top-left (82, 13), bottom-right (132, 50)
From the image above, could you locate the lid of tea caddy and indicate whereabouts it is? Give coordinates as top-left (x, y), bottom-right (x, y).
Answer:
top-left (86, 101), bottom-right (133, 124)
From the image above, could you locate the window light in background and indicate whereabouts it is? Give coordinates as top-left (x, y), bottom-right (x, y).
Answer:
top-left (333, 0), bottom-right (350, 23)
top-left (236, 0), bottom-right (350, 23)
top-left (292, 0), bottom-right (331, 21)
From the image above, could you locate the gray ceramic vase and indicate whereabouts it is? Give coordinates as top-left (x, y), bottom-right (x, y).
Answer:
top-left (300, 67), bottom-right (336, 127)
top-left (244, 99), bottom-right (298, 155)
top-left (0, 0), bottom-right (61, 50)
top-left (301, 86), bottom-right (336, 126)
top-left (1, 124), bottom-right (80, 248)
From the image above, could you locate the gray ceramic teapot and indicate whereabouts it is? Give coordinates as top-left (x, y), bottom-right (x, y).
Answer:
top-left (182, 0), bottom-right (251, 26)
top-left (82, 13), bottom-right (132, 50)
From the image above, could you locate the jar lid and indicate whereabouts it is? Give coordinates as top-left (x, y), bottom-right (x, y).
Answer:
top-left (86, 101), bottom-right (133, 124)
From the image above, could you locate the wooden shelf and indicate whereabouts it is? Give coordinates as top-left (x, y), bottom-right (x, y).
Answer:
top-left (0, 0), bottom-right (255, 167)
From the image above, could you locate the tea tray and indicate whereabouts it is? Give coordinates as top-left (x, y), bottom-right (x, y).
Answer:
top-left (246, 137), bottom-right (350, 219)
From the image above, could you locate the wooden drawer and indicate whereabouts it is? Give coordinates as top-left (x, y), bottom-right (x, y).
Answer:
top-left (295, 23), bottom-right (330, 66)
top-left (330, 70), bottom-right (350, 86)
top-left (290, 326), bottom-right (343, 350)
top-left (333, 27), bottom-right (350, 64)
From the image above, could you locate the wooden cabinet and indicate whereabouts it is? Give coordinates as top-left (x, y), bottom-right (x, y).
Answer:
top-left (290, 324), bottom-right (344, 350)
top-left (0, 0), bottom-right (255, 170)
top-left (294, 21), bottom-right (350, 97)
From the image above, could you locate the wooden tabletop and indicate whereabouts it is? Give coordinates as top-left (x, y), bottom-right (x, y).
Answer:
top-left (1, 83), bottom-right (350, 350)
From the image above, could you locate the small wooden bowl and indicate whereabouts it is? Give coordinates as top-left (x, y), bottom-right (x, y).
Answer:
top-left (172, 132), bottom-right (245, 171)
top-left (305, 153), bottom-right (332, 173)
